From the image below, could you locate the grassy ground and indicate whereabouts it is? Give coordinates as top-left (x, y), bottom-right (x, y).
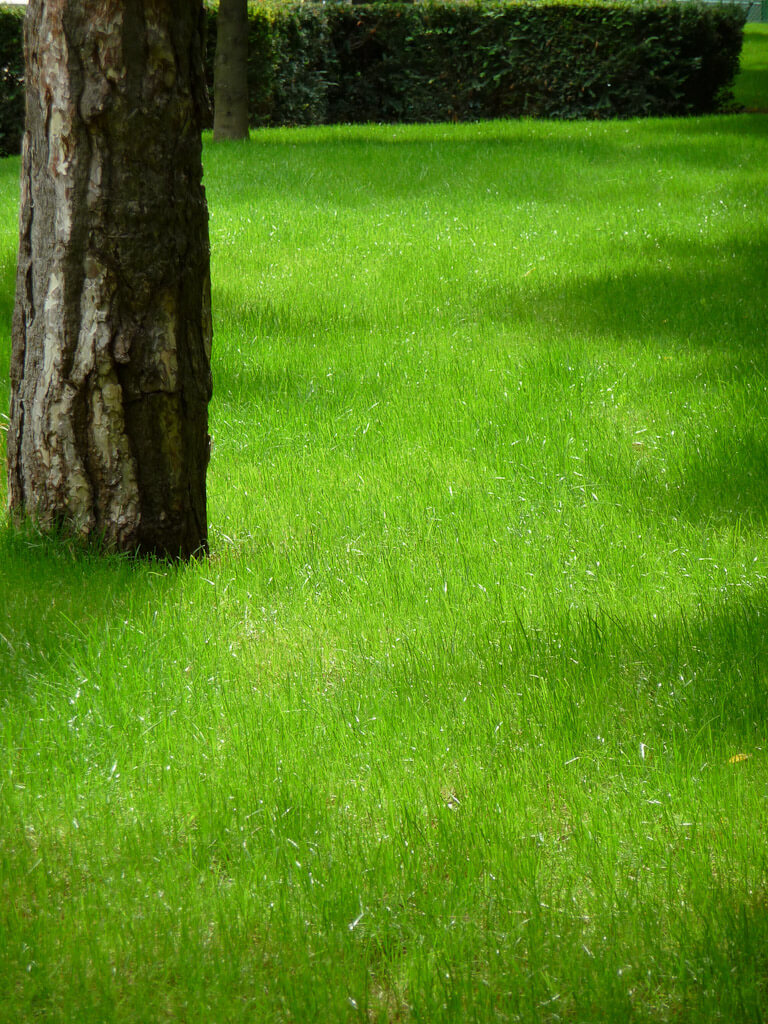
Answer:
top-left (1, 103), bottom-right (767, 1022)
top-left (734, 24), bottom-right (768, 111)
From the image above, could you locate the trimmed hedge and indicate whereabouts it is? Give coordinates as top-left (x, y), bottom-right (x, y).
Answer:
top-left (210, 1), bottom-right (747, 126)
top-left (0, 1), bottom-right (747, 156)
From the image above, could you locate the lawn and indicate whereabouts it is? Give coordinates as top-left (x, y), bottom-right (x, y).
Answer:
top-left (0, 92), bottom-right (767, 1024)
top-left (734, 23), bottom-right (768, 111)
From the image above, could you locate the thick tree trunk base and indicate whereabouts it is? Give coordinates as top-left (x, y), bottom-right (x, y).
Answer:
top-left (8, 1), bottom-right (213, 559)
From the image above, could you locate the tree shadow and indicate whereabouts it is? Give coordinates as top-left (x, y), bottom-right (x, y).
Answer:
top-left (0, 525), bottom-right (185, 698)
top-left (647, 592), bottom-right (768, 741)
top-left (478, 234), bottom-right (768, 526)
top-left (546, 585), bottom-right (768, 744)
top-left (483, 234), bottom-right (767, 350)
top-left (734, 28), bottom-right (768, 111)
top-left (209, 281), bottom-right (383, 415)
top-left (630, 428), bottom-right (768, 528)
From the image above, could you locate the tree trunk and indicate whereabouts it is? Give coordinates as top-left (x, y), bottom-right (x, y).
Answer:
top-left (213, 0), bottom-right (249, 141)
top-left (8, 0), bottom-right (213, 559)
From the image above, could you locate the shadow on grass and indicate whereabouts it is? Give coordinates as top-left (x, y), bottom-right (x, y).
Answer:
top-left (735, 71), bottom-right (768, 112)
top-left (626, 591), bottom-right (768, 742)
top-left (209, 283), bottom-right (385, 411)
top-left (478, 239), bottom-right (768, 528)
top-left (734, 27), bottom-right (768, 112)
top-left (210, 226), bottom-right (767, 412)
top-left (481, 233), bottom-right (768, 523)
top-left (0, 523), bottom-right (185, 696)
top-left (493, 585), bottom-right (768, 745)
top-left (483, 235), bottom-right (768, 352)
top-left (656, 429), bottom-right (768, 527)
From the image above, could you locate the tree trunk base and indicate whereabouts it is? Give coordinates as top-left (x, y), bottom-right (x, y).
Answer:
top-left (8, 0), bottom-right (213, 560)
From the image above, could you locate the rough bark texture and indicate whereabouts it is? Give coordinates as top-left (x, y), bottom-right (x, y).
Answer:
top-left (213, 0), bottom-right (249, 141)
top-left (8, 0), bottom-right (213, 559)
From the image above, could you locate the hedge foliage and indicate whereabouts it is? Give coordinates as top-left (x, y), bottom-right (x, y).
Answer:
top-left (203, 1), bottom-right (746, 128)
top-left (0, 5), bottom-right (23, 158)
top-left (0, 1), bottom-right (747, 156)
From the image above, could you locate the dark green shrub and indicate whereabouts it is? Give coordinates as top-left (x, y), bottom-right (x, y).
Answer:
top-left (0, 5), bottom-right (24, 158)
top-left (268, 5), bottom-right (335, 125)
top-left (320, 2), bottom-right (747, 123)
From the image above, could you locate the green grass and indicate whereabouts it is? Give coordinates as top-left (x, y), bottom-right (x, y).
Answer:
top-left (735, 24), bottom-right (768, 111)
top-left (1, 109), bottom-right (768, 1023)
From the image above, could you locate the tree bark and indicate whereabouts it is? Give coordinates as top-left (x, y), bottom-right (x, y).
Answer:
top-left (213, 0), bottom-right (249, 141)
top-left (8, 0), bottom-right (213, 559)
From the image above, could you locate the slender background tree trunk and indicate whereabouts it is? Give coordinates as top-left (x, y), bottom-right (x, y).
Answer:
top-left (213, 0), bottom-right (249, 141)
top-left (8, 0), bottom-right (213, 558)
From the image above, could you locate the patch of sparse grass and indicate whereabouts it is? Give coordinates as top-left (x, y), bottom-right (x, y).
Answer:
top-left (1, 112), bottom-right (767, 1022)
